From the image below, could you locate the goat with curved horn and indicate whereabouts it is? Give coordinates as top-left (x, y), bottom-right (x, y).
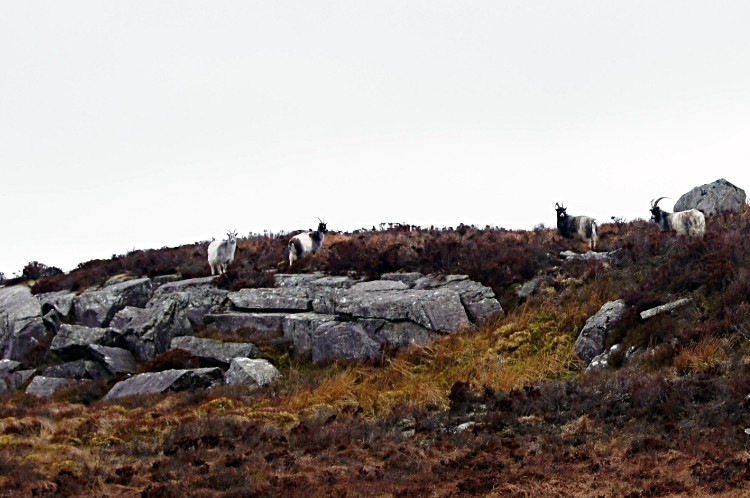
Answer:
top-left (649, 197), bottom-right (705, 237)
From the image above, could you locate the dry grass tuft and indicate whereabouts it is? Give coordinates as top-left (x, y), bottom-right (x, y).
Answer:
top-left (673, 336), bottom-right (728, 375)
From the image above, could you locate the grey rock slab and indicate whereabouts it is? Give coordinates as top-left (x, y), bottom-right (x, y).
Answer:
top-left (0, 359), bottom-right (21, 374)
top-left (104, 368), bottom-right (223, 400)
top-left (516, 278), bottom-right (542, 299)
top-left (51, 324), bottom-right (125, 361)
top-left (350, 280), bottom-right (410, 292)
top-left (73, 277), bottom-right (153, 327)
top-left (0, 369), bottom-right (35, 394)
top-left (6, 318), bottom-right (51, 363)
top-left (203, 312), bottom-right (287, 333)
top-left (150, 276), bottom-right (219, 299)
top-left (312, 322), bottom-right (381, 363)
top-left (37, 290), bottom-right (76, 318)
top-left (228, 288), bottom-right (312, 311)
top-left (357, 318), bottom-right (438, 348)
top-left (152, 274), bottom-right (182, 288)
top-left (306, 276), bottom-right (359, 289)
top-left (560, 250), bottom-right (617, 261)
top-left (122, 292), bottom-right (193, 362)
top-left (413, 274), bottom-right (470, 290)
top-left (224, 358), bottom-right (281, 387)
top-left (574, 300), bottom-right (628, 365)
top-left (25, 376), bottom-right (77, 398)
top-left (640, 299), bottom-right (691, 320)
top-left (282, 312), bottom-right (338, 356)
top-left (42, 309), bottom-right (61, 334)
top-left (273, 272), bottom-right (326, 288)
top-left (170, 336), bottom-right (261, 366)
top-left (441, 279), bottom-right (504, 323)
top-left (0, 285), bottom-right (44, 360)
top-left (380, 273), bottom-right (424, 287)
top-left (150, 278), bottom-right (228, 325)
top-left (88, 345), bottom-right (138, 374)
top-left (110, 306), bottom-right (143, 331)
top-left (674, 178), bottom-right (747, 216)
top-left (43, 359), bottom-right (90, 379)
top-left (333, 288), bottom-right (470, 333)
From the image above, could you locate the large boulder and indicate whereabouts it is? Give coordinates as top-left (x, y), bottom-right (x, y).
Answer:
top-left (73, 277), bottom-right (153, 327)
top-left (224, 358), bottom-right (281, 387)
top-left (42, 359), bottom-right (111, 380)
top-left (574, 300), bottom-right (628, 365)
top-left (88, 345), bottom-right (138, 375)
top-left (169, 336), bottom-right (261, 367)
top-left (0, 359), bottom-right (21, 374)
top-left (228, 288), bottom-right (312, 311)
top-left (0, 285), bottom-right (50, 362)
top-left (50, 324), bottom-right (125, 361)
top-left (312, 322), bottom-right (380, 363)
top-left (150, 276), bottom-right (227, 325)
top-left (104, 368), bottom-right (223, 400)
top-left (110, 306), bottom-right (143, 331)
top-left (26, 376), bottom-right (78, 398)
top-left (122, 293), bottom-right (193, 361)
top-left (330, 288), bottom-right (470, 333)
top-left (203, 312), bottom-right (287, 333)
top-left (282, 312), bottom-right (338, 356)
top-left (356, 318), bottom-right (438, 348)
top-left (0, 369), bottom-right (35, 394)
top-left (36, 290), bottom-right (76, 319)
top-left (674, 178), bottom-right (747, 216)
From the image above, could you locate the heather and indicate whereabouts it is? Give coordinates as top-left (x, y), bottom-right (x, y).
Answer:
top-left (4, 210), bottom-right (750, 496)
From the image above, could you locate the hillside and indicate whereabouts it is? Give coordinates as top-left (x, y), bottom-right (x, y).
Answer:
top-left (3, 208), bottom-right (750, 497)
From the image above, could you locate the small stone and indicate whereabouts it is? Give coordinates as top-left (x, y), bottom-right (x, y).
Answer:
top-left (224, 358), bottom-right (281, 387)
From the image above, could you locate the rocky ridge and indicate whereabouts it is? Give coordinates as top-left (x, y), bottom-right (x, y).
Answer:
top-left (0, 271), bottom-right (503, 399)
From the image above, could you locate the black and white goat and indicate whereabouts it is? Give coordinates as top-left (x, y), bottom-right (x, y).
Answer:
top-left (207, 230), bottom-right (238, 275)
top-left (289, 219), bottom-right (327, 265)
top-left (649, 197), bottom-right (706, 238)
top-left (555, 203), bottom-right (598, 250)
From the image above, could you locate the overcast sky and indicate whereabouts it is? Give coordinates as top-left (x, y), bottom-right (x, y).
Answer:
top-left (2, 1), bottom-right (750, 276)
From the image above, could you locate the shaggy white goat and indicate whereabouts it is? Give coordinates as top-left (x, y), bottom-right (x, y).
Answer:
top-left (207, 230), bottom-right (238, 275)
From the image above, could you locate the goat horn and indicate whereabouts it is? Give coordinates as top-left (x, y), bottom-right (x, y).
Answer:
top-left (652, 197), bottom-right (669, 208)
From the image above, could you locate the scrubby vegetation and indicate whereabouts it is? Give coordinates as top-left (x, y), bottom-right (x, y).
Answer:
top-left (5, 210), bottom-right (750, 496)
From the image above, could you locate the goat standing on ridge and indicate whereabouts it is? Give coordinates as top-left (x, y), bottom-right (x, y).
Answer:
top-left (555, 203), bottom-right (598, 250)
top-left (650, 197), bottom-right (705, 238)
top-left (207, 230), bottom-right (238, 275)
top-left (289, 219), bottom-right (327, 265)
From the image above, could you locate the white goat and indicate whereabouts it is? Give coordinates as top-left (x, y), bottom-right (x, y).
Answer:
top-left (207, 231), bottom-right (238, 275)
top-left (289, 220), bottom-right (328, 265)
top-left (650, 198), bottom-right (706, 238)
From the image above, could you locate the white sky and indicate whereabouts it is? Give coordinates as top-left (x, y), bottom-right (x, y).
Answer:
top-left (2, 1), bottom-right (750, 276)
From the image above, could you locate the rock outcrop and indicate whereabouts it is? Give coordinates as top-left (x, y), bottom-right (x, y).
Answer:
top-left (574, 300), bottom-right (628, 365)
top-left (170, 336), bottom-right (261, 367)
top-left (674, 178), bottom-right (746, 216)
top-left (26, 376), bottom-right (78, 398)
top-left (0, 285), bottom-right (50, 362)
top-left (73, 277), bottom-right (153, 327)
top-left (50, 324), bottom-right (125, 361)
top-left (104, 368), bottom-right (223, 400)
top-left (312, 322), bottom-right (380, 363)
